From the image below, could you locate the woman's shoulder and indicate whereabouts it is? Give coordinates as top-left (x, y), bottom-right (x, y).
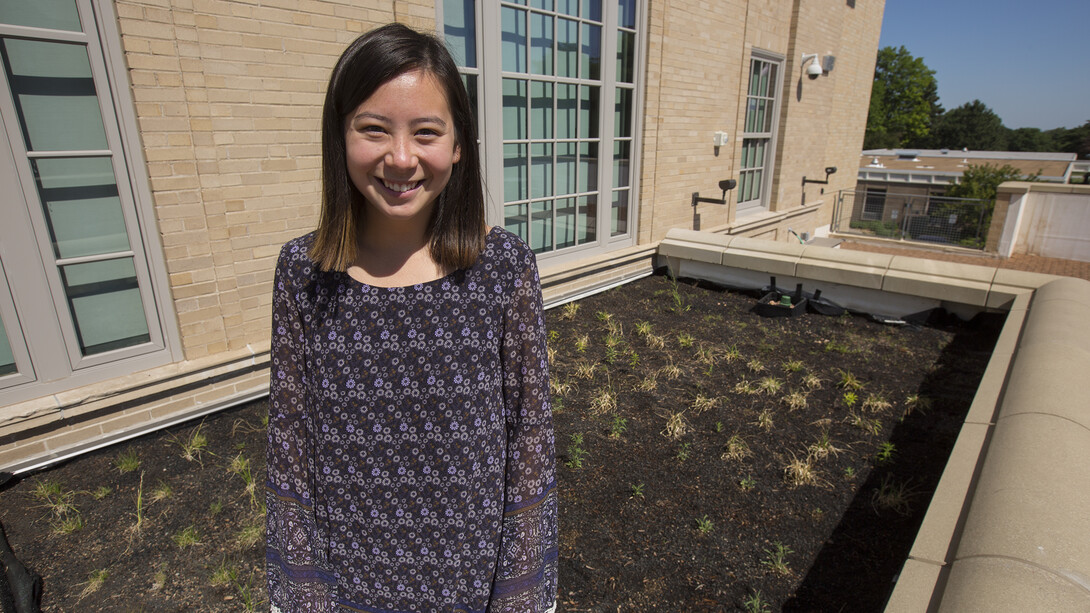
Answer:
top-left (276, 232), bottom-right (320, 284)
top-left (481, 226), bottom-right (537, 271)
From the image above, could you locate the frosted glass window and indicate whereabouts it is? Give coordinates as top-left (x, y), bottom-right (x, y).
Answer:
top-left (33, 157), bottom-right (129, 259)
top-left (60, 258), bottom-right (150, 356)
top-left (2, 38), bottom-right (108, 152)
top-left (0, 0), bottom-right (81, 32)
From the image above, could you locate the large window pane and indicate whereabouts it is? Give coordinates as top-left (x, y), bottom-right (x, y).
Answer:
top-left (443, 0), bottom-right (477, 68)
top-left (529, 12), bottom-right (553, 76)
top-left (578, 142), bottom-right (598, 192)
top-left (530, 200), bottom-right (553, 253)
top-left (502, 78), bottom-right (527, 140)
top-left (501, 6), bottom-right (526, 73)
top-left (616, 31), bottom-right (635, 84)
top-left (33, 157), bottom-right (130, 259)
top-left (530, 143), bottom-right (553, 199)
top-left (60, 258), bottom-right (150, 356)
top-left (611, 189), bottom-right (629, 236)
top-left (530, 81), bottom-right (553, 140)
top-left (0, 0), bottom-right (81, 32)
top-left (612, 140), bottom-right (630, 189)
top-left (556, 84), bottom-right (577, 139)
top-left (618, 0), bottom-right (637, 29)
top-left (557, 18), bottom-right (578, 78)
top-left (614, 87), bottom-right (632, 138)
top-left (582, 0), bottom-right (602, 21)
top-left (503, 143), bottom-right (528, 202)
top-left (580, 23), bottom-right (600, 80)
top-left (556, 142), bottom-right (577, 195)
top-left (579, 85), bottom-right (599, 139)
top-left (0, 313), bottom-right (16, 376)
top-left (2, 38), bottom-right (108, 152)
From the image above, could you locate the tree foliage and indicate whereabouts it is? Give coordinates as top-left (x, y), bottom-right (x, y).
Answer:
top-left (864, 46), bottom-right (942, 149)
top-left (930, 100), bottom-right (1007, 151)
top-left (945, 163), bottom-right (1031, 201)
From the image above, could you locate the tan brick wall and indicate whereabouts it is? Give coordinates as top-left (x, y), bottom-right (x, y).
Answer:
top-left (638, 0), bottom-right (884, 244)
top-left (117, 0), bottom-right (436, 361)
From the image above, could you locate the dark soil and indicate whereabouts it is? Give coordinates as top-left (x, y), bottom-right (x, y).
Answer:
top-left (0, 272), bottom-right (1000, 612)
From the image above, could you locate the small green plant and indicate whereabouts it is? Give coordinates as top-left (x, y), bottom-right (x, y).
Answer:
top-left (209, 500), bottom-right (224, 516)
top-left (92, 485), bottom-right (112, 500)
top-left (733, 378), bottom-right (758, 395)
top-left (604, 344), bottom-right (619, 364)
top-left (114, 448), bottom-right (141, 474)
top-left (627, 351), bottom-right (640, 367)
top-left (574, 334), bottom-right (589, 353)
top-left (784, 454), bottom-right (818, 486)
top-left (762, 541), bottom-right (793, 575)
top-left (173, 525), bottom-right (201, 548)
top-left (660, 361), bottom-right (682, 380)
top-left (646, 333), bottom-right (666, 349)
top-left (691, 394), bottom-right (718, 414)
top-left (848, 411), bottom-right (882, 435)
top-left (549, 378), bottom-right (573, 397)
top-left (825, 340), bottom-right (850, 354)
top-left (229, 452), bottom-right (259, 510)
top-left (696, 345), bottom-right (717, 367)
top-left (595, 310), bottom-right (613, 323)
top-left (132, 472), bottom-right (146, 533)
top-left (666, 273), bottom-right (690, 312)
top-left (634, 321), bottom-right (652, 336)
top-left (842, 390), bottom-right (858, 409)
top-left (746, 358), bottom-right (765, 373)
top-left (211, 559), bottom-right (239, 587)
top-left (782, 359), bottom-right (804, 373)
top-left (574, 361), bottom-right (597, 379)
top-left (566, 433), bottom-right (588, 469)
top-left (547, 329), bottom-right (560, 344)
top-left (783, 389), bottom-right (808, 412)
top-left (677, 333), bottom-right (695, 348)
top-left (739, 475), bottom-right (756, 491)
top-left (802, 373), bottom-right (823, 390)
top-left (662, 411), bottom-right (689, 439)
top-left (876, 441), bottom-right (896, 464)
top-left (608, 415), bottom-right (628, 439)
top-left (152, 565), bottom-right (168, 591)
top-left (175, 421), bottom-right (209, 464)
top-left (808, 431), bottom-right (842, 461)
top-left (78, 569), bottom-right (109, 602)
top-left (53, 513), bottom-right (85, 535)
top-left (676, 442), bottom-right (692, 462)
top-left (863, 392), bottom-right (893, 413)
top-left (844, 466), bottom-right (856, 479)
top-left (722, 344), bottom-right (742, 363)
top-left (590, 386), bottom-right (617, 415)
top-left (754, 409), bottom-right (774, 431)
top-left (904, 393), bottom-right (932, 416)
top-left (237, 520), bottom-right (264, 549)
top-left (560, 302), bottom-right (580, 320)
top-left (742, 589), bottom-right (771, 613)
top-left (630, 483), bottom-right (645, 499)
top-left (695, 514), bottom-right (713, 535)
top-left (837, 369), bottom-right (864, 390)
top-left (757, 376), bottom-right (782, 395)
top-left (722, 434), bottom-right (751, 461)
top-left (714, 421), bottom-right (724, 433)
top-left (150, 481), bottom-right (173, 504)
top-left (638, 374), bottom-right (658, 392)
top-left (872, 473), bottom-right (916, 515)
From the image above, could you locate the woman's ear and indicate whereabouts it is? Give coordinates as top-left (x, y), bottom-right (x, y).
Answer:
top-left (453, 141), bottom-right (462, 164)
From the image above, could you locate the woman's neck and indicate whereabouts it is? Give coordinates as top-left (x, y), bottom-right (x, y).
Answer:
top-left (347, 215), bottom-right (446, 287)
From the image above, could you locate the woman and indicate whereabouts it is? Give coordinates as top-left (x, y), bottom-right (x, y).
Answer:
top-left (265, 23), bottom-right (558, 613)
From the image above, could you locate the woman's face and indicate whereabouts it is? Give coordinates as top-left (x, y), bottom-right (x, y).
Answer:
top-left (344, 69), bottom-right (461, 228)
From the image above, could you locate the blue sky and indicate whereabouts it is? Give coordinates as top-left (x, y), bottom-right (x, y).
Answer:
top-left (878, 0), bottom-right (1089, 130)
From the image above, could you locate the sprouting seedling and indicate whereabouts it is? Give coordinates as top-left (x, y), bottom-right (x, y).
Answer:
top-left (876, 441), bottom-right (896, 464)
top-left (676, 442), bottom-right (692, 462)
top-left (114, 448), bottom-right (140, 474)
top-left (695, 514), bottom-right (713, 535)
top-left (560, 302), bottom-right (579, 320)
top-left (843, 390), bottom-right (858, 409)
top-left (761, 541), bottom-right (793, 575)
top-left (739, 475), bottom-right (756, 491)
top-left (608, 415), bottom-right (628, 439)
top-left (630, 483), bottom-right (645, 499)
top-left (566, 433), bottom-right (588, 469)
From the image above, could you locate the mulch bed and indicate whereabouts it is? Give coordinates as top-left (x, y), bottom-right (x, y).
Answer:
top-left (0, 272), bottom-right (1000, 612)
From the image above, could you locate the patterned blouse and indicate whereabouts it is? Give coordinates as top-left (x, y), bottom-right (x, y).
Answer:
top-left (265, 227), bottom-right (558, 613)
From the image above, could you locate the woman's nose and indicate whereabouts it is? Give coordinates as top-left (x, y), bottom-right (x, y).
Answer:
top-left (386, 135), bottom-right (417, 169)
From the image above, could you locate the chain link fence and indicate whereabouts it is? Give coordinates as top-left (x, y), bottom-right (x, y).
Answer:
top-left (832, 190), bottom-right (991, 249)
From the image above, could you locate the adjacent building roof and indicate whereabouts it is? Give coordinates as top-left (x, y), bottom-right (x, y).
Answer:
top-left (858, 149), bottom-right (1077, 185)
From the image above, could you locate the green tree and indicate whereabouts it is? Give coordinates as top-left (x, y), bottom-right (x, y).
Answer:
top-left (1006, 127), bottom-right (1053, 152)
top-left (931, 100), bottom-right (1007, 151)
top-left (864, 46), bottom-right (941, 149)
top-left (946, 163), bottom-right (1029, 201)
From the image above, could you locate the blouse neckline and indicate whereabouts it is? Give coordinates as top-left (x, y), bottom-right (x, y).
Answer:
top-left (342, 226), bottom-right (500, 291)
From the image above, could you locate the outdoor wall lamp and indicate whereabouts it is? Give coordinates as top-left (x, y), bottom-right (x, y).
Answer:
top-left (692, 179), bottom-right (737, 207)
top-left (802, 53), bottom-right (823, 79)
top-left (802, 167), bottom-right (837, 186)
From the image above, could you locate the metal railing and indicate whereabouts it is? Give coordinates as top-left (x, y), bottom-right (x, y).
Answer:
top-left (831, 190), bottom-right (991, 250)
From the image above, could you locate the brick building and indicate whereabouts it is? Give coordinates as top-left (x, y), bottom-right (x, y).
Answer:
top-left (0, 0), bottom-right (884, 470)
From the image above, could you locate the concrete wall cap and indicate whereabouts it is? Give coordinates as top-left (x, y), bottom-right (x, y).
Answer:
top-left (887, 255), bottom-right (996, 284)
top-left (726, 234), bottom-right (805, 256)
top-left (662, 228), bottom-right (735, 249)
top-left (800, 244), bottom-right (893, 267)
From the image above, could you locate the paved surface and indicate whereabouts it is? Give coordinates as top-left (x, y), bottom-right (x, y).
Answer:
top-left (838, 241), bottom-right (1090, 282)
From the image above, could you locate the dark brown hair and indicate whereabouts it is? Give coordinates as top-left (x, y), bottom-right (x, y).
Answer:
top-left (309, 23), bottom-right (486, 272)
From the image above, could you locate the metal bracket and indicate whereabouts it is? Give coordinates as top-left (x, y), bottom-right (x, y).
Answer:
top-left (691, 179), bottom-right (737, 207)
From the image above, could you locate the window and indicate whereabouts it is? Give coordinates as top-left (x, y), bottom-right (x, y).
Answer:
top-left (738, 52), bottom-right (783, 212)
top-left (442, 0), bottom-right (642, 259)
top-left (862, 188), bottom-right (886, 221)
top-left (0, 0), bottom-right (177, 403)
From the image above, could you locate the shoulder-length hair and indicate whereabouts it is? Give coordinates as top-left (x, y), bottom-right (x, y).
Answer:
top-left (309, 23), bottom-right (486, 272)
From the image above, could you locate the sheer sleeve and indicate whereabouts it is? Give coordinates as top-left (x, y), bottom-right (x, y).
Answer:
top-left (265, 244), bottom-right (334, 613)
top-left (490, 248), bottom-right (559, 613)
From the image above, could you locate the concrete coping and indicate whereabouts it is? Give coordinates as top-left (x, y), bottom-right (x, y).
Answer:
top-left (657, 229), bottom-right (1090, 612)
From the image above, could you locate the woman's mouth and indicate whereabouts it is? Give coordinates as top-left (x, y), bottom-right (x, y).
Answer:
top-left (381, 179), bottom-right (422, 193)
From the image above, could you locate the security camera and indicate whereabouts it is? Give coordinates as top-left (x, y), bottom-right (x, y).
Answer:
top-left (806, 62), bottom-right (823, 79)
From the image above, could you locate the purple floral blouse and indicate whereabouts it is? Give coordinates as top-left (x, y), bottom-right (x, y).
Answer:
top-left (265, 227), bottom-right (558, 613)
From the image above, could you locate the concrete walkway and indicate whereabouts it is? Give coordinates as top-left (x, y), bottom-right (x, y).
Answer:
top-left (839, 240), bottom-right (1090, 282)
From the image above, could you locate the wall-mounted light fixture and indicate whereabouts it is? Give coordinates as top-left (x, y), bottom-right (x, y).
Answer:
top-left (802, 167), bottom-right (837, 187)
top-left (692, 179), bottom-right (737, 207)
top-left (802, 54), bottom-right (835, 80)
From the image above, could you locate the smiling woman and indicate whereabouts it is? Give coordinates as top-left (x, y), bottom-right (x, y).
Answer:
top-left (266, 23), bottom-right (558, 613)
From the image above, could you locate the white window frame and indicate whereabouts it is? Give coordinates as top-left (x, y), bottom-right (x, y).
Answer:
top-left (737, 50), bottom-right (784, 214)
top-left (0, 0), bottom-right (181, 405)
top-left (440, 0), bottom-right (646, 265)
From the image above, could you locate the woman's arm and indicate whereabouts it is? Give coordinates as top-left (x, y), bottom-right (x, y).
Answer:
top-left (490, 248), bottom-right (559, 613)
top-left (265, 243), bottom-right (333, 613)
